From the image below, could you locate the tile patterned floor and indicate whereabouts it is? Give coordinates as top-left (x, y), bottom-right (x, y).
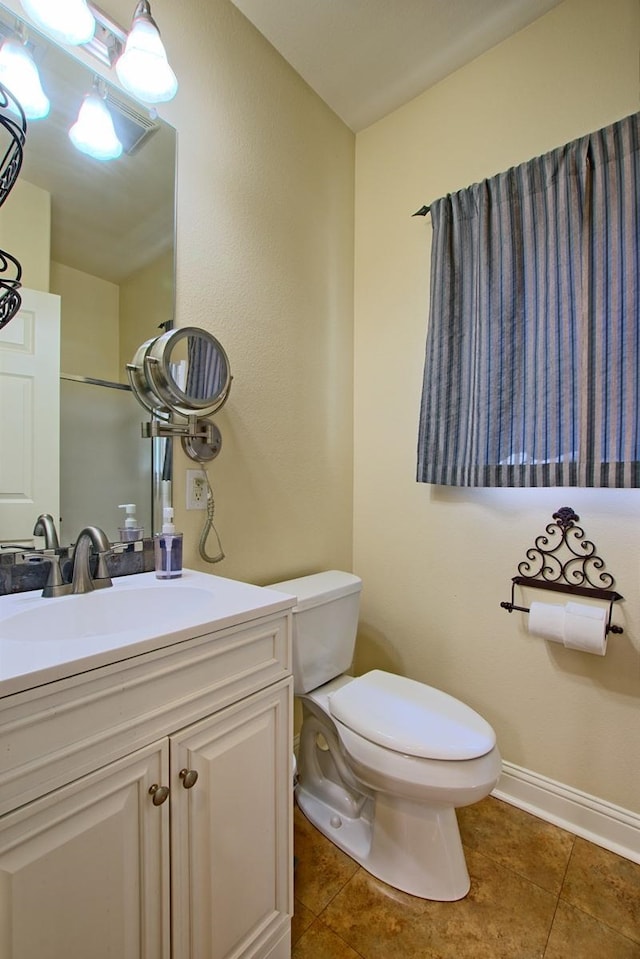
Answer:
top-left (292, 796), bottom-right (640, 958)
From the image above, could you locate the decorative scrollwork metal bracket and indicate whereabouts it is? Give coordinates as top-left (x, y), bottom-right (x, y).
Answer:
top-left (0, 81), bottom-right (26, 332)
top-left (500, 507), bottom-right (623, 635)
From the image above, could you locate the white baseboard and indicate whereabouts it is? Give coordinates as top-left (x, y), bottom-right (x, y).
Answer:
top-left (493, 761), bottom-right (640, 865)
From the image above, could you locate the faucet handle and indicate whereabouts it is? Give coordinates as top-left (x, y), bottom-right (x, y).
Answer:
top-left (17, 552), bottom-right (69, 598)
top-left (95, 549), bottom-right (113, 587)
top-left (42, 554), bottom-right (70, 598)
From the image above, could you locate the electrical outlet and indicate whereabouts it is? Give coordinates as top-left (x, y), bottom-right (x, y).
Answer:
top-left (186, 469), bottom-right (207, 510)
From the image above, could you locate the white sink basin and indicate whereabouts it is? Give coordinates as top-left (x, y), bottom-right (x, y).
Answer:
top-left (0, 585), bottom-right (218, 642)
top-left (0, 569), bottom-right (295, 697)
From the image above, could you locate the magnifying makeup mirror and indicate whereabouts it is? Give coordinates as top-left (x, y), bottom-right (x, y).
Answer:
top-left (145, 326), bottom-right (231, 416)
top-left (127, 326), bottom-right (231, 462)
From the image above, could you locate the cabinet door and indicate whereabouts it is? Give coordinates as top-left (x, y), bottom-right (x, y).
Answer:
top-left (171, 678), bottom-right (293, 959)
top-left (0, 740), bottom-right (170, 959)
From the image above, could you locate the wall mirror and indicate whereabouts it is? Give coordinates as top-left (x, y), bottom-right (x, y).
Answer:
top-left (0, 0), bottom-right (176, 547)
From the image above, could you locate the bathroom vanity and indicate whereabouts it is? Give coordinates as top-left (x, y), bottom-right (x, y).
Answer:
top-left (0, 570), bottom-right (295, 959)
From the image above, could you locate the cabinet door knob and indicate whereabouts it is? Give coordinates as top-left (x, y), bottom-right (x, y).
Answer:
top-left (148, 783), bottom-right (170, 805)
top-left (179, 768), bottom-right (199, 789)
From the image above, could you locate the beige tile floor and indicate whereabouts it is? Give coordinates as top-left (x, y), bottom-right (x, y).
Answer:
top-left (292, 796), bottom-right (640, 958)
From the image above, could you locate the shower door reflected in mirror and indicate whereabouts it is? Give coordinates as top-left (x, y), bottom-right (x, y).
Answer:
top-left (0, 0), bottom-right (176, 545)
top-left (59, 378), bottom-right (152, 545)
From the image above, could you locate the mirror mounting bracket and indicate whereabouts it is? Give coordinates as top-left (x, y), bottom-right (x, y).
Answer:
top-left (142, 415), bottom-right (222, 463)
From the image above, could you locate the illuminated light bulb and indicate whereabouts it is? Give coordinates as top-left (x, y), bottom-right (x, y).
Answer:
top-left (20, 0), bottom-right (95, 45)
top-left (69, 85), bottom-right (123, 161)
top-left (0, 38), bottom-right (49, 119)
top-left (115, 1), bottom-right (177, 104)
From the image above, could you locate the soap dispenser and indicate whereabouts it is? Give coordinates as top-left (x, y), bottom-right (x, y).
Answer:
top-left (118, 503), bottom-right (143, 542)
top-left (154, 507), bottom-right (183, 579)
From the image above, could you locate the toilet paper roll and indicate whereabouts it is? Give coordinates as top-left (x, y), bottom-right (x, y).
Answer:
top-left (562, 601), bottom-right (608, 655)
top-left (528, 601), bottom-right (566, 644)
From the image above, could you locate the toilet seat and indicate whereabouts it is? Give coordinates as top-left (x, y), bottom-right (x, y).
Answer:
top-left (328, 669), bottom-right (496, 760)
top-left (333, 717), bottom-right (502, 803)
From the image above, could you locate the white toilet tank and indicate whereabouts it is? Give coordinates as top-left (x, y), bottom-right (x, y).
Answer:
top-left (269, 571), bottom-right (362, 693)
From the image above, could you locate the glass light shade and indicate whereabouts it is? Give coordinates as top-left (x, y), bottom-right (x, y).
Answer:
top-left (69, 91), bottom-right (123, 161)
top-left (20, 0), bottom-right (95, 46)
top-left (115, 7), bottom-right (177, 103)
top-left (0, 39), bottom-right (49, 119)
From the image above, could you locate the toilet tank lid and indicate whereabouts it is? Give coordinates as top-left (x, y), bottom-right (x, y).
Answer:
top-left (328, 670), bottom-right (496, 761)
top-left (268, 570), bottom-right (362, 612)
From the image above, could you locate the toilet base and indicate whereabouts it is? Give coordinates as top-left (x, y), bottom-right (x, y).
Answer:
top-left (297, 786), bottom-right (373, 863)
top-left (296, 784), bottom-right (471, 901)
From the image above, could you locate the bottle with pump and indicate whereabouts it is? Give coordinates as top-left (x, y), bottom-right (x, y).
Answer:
top-left (118, 503), bottom-right (143, 542)
top-left (154, 507), bottom-right (183, 579)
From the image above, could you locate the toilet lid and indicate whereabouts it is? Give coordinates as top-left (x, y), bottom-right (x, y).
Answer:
top-left (328, 670), bottom-right (496, 760)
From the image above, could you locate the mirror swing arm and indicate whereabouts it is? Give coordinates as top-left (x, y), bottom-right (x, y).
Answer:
top-left (141, 413), bottom-right (222, 463)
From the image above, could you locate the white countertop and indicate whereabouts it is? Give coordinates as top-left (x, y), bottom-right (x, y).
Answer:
top-left (0, 569), bottom-right (295, 698)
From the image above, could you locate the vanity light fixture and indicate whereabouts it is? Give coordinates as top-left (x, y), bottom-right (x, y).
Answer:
top-left (69, 78), bottom-right (122, 161)
top-left (17, 1), bottom-right (177, 107)
top-left (115, 1), bottom-right (177, 104)
top-left (0, 30), bottom-right (49, 119)
top-left (19, 0), bottom-right (95, 46)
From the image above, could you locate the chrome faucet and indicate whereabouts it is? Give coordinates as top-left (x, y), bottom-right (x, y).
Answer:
top-left (70, 526), bottom-right (113, 594)
top-left (33, 513), bottom-right (60, 550)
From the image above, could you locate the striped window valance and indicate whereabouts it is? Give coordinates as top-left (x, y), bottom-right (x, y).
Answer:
top-left (416, 111), bottom-right (640, 488)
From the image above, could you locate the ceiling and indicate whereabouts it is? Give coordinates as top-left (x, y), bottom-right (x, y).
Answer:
top-left (229, 0), bottom-right (564, 132)
top-left (1, 0), bottom-right (565, 283)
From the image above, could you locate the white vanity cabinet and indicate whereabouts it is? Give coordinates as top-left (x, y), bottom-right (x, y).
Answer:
top-left (0, 740), bottom-right (171, 959)
top-left (0, 577), bottom-right (294, 959)
top-left (171, 680), bottom-right (291, 959)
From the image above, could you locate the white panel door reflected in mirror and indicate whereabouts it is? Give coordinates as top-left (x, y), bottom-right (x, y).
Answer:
top-left (0, 289), bottom-right (60, 544)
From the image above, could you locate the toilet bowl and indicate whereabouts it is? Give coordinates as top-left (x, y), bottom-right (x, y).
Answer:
top-left (269, 571), bottom-right (501, 901)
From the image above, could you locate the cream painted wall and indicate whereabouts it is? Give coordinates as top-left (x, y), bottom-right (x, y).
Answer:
top-left (51, 262), bottom-right (120, 382)
top-left (0, 179), bottom-right (50, 291)
top-left (94, 0), bottom-right (355, 583)
top-left (354, 0), bottom-right (640, 813)
top-left (119, 250), bottom-right (174, 376)
top-left (0, 180), bottom-right (120, 381)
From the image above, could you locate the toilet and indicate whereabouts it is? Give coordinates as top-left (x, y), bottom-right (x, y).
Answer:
top-left (269, 570), bottom-right (501, 901)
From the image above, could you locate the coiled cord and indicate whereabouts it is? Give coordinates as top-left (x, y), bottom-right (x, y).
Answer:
top-left (198, 468), bottom-right (225, 564)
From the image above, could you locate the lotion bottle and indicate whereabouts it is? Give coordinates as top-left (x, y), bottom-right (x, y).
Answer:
top-left (154, 507), bottom-right (183, 579)
top-left (118, 503), bottom-right (143, 542)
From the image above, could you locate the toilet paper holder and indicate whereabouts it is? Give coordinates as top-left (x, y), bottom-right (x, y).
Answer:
top-left (500, 507), bottom-right (624, 635)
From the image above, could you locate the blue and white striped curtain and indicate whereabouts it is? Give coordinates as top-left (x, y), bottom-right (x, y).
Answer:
top-left (186, 334), bottom-right (228, 400)
top-left (416, 111), bottom-right (640, 487)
